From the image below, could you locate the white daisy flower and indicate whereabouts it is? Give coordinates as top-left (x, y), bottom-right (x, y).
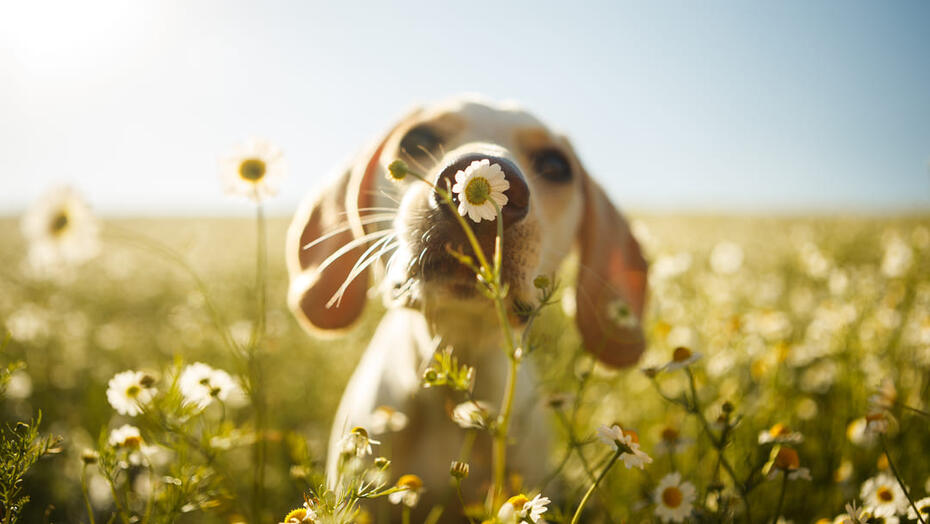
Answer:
top-left (496, 493), bottom-right (550, 523)
top-left (108, 424), bottom-right (143, 448)
top-left (860, 473), bottom-right (909, 517)
top-left (281, 503), bottom-right (318, 523)
top-left (451, 400), bottom-right (493, 429)
top-left (847, 417), bottom-right (877, 447)
top-left (758, 423), bottom-right (804, 445)
top-left (388, 474), bottom-right (424, 508)
top-left (450, 159), bottom-right (509, 222)
top-left (106, 370), bottom-right (156, 416)
top-left (907, 497), bottom-right (930, 521)
top-left (178, 362), bottom-right (240, 410)
top-left (653, 472), bottom-right (696, 522)
top-left (339, 426), bottom-right (380, 457)
top-left (219, 138), bottom-right (287, 203)
top-left (597, 424), bottom-right (653, 469)
top-left (368, 405), bottom-right (409, 434)
top-left (21, 186), bottom-right (100, 275)
top-left (664, 346), bottom-right (702, 372)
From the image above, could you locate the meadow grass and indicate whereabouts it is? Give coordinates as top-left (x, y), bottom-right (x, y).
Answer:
top-left (1, 214), bottom-right (928, 523)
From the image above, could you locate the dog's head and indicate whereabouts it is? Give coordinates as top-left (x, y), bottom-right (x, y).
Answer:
top-left (286, 96), bottom-right (648, 367)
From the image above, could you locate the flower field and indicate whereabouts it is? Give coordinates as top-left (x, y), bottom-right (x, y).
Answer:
top-left (1, 210), bottom-right (929, 523)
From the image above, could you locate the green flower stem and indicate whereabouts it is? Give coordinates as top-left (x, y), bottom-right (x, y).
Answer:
top-left (80, 464), bottom-right (96, 524)
top-left (880, 434), bottom-right (926, 524)
top-left (771, 470), bottom-right (788, 524)
top-left (402, 505), bottom-right (411, 524)
top-left (569, 447), bottom-right (622, 524)
top-left (684, 367), bottom-right (753, 522)
top-left (409, 170), bottom-right (521, 506)
top-left (250, 203), bottom-right (269, 522)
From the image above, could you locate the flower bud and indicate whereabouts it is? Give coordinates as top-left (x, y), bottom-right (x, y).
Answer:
top-left (450, 460), bottom-right (469, 479)
top-left (387, 160), bottom-right (409, 181)
top-left (81, 449), bottom-right (99, 465)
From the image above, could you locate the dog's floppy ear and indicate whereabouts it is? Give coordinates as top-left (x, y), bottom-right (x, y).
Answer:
top-left (286, 117), bottom-right (409, 334)
top-left (574, 171), bottom-right (649, 367)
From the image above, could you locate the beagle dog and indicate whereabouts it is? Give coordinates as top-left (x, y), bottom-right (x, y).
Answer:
top-left (285, 96), bottom-right (648, 515)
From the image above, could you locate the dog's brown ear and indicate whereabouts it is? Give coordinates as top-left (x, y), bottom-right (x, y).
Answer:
top-left (575, 171), bottom-right (648, 367)
top-left (285, 128), bottom-right (398, 334)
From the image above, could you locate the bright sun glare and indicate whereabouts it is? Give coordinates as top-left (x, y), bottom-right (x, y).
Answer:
top-left (0, 1), bottom-right (149, 74)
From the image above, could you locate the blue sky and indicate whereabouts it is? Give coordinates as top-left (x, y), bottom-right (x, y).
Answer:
top-left (1, 0), bottom-right (928, 215)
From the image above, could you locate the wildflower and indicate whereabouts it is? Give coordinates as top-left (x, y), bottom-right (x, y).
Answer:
top-left (881, 234), bottom-right (913, 278)
top-left (451, 400), bottom-right (493, 429)
top-left (709, 241), bottom-right (743, 275)
top-left (606, 298), bottom-right (639, 329)
top-left (451, 159), bottom-right (509, 222)
top-left (106, 370), bottom-right (156, 416)
top-left (388, 474), bottom-right (424, 508)
top-left (339, 426), bottom-right (380, 457)
top-left (450, 461), bottom-right (469, 479)
top-left (178, 362), bottom-right (240, 410)
top-left (869, 378), bottom-right (897, 410)
top-left (664, 346), bottom-right (702, 371)
top-left (280, 503), bottom-right (318, 523)
top-left (387, 159), bottom-right (409, 181)
top-left (496, 493), bottom-right (550, 523)
top-left (21, 186), bottom-right (100, 274)
top-left (847, 417), bottom-right (877, 447)
top-left (597, 424), bottom-right (653, 469)
top-left (368, 405), bottom-right (409, 434)
top-left (654, 426), bottom-right (692, 455)
top-left (219, 138), bottom-right (287, 203)
top-left (757, 423), bottom-right (804, 445)
top-left (81, 449), bottom-right (99, 465)
top-left (860, 473), bottom-right (909, 517)
top-left (907, 497), bottom-right (930, 521)
top-left (865, 411), bottom-right (891, 435)
top-left (653, 472), bottom-right (696, 522)
top-left (109, 424), bottom-right (143, 448)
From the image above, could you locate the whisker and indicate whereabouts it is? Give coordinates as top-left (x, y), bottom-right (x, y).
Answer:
top-left (379, 190), bottom-right (401, 206)
top-left (400, 147), bottom-right (430, 174)
top-left (415, 144), bottom-right (440, 165)
top-left (328, 239), bottom-right (399, 308)
top-left (343, 207), bottom-right (399, 215)
top-left (302, 214), bottom-right (397, 251)
top-left (313, 230), bottom-right (393, 274)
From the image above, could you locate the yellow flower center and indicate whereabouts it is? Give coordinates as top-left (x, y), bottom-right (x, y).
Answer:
top-left (397, 474), bottom-right (423, 490)
top-left (283, 508), bottom-right (308, 522)
top-left (125, 384), bottom-right (141, 398)
top-left (662, 486), bottom-right (683, 508)
top-left (350, 426), bottom-right (369, 439)
top-left (239, 158), bottom-right (267, 182)
top-left (122, 435), bottom-right (142, 448)
top-left (672, 346), bottom-right (692, 362)
top-left (877, 486), bottom-right (894, 502)
top-left (464, 176), bottom-right (491, 205)
top-left (506, 494), bottom-right (529, 509)
top-left (49, 211), bottom-right (69, 236)
top-left (769, 423), bottom-right (789, 437)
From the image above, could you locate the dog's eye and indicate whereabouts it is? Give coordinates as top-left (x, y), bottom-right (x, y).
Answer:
top-left (399, 126), bottom-right (443, 164)
top-left (532, 148), bottom-right (572, 182)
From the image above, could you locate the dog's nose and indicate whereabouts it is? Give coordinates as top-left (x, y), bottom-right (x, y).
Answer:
top-left (432, 153), bottom-right (530, 227)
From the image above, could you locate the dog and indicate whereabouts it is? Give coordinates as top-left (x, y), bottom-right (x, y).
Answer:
top-left (285, 95), bottom-right (648, 518)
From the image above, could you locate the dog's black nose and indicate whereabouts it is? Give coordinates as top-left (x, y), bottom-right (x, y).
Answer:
top-left (432, 153), bottom-right (530, 228)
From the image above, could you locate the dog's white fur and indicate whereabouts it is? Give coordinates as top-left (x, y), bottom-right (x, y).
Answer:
top-left (285, 95), bottom-right (648, 509)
